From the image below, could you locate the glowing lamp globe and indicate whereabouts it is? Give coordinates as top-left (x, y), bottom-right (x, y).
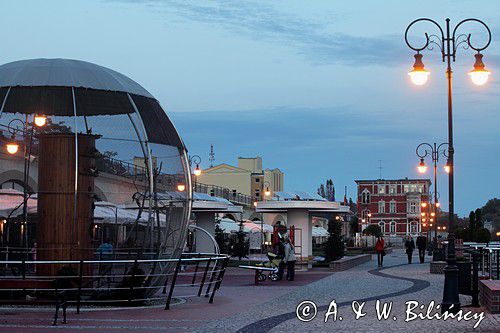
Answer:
top-left (468, 53), bottom-right (490, 86)
top-left (417, 159), bottom-right (428, 174)
top-left (408, 53), bottom-right (430, 86)
top-left (264, 188), bottom-right (271, 197)
top-left (6, 143), bottom-right (19, 154)
top-left (34, 114), bottom-right (47, 127)
top-left (421, 202), bottom-right (427, 208)
top-left (193, 165), bottom-right (201, 177)
top-left (444, 160), bottom-right (451, 174)
top-left (176, 184), bottom-right (186, 192)
top-left (409, 69), bottom-right (430, 85)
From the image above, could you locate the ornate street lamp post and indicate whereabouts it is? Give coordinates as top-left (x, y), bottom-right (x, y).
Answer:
top-left (405, 18), bottom-right (492, 314)
top-left (188, 154), bottom-right (202, 191)
top-left (416, 142), bottom-right (448, 240)
top-left (4, 115), bottom-right (47, 249)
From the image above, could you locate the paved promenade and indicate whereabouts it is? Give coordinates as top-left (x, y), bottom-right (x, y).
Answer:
top-left (0, 251), bottom-right (499, 332)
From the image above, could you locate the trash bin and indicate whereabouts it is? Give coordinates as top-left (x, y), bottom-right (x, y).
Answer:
top-left (457, 261), bottom-right (472, 295)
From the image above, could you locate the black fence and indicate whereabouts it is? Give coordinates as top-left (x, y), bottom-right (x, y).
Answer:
top-left (0, 252), bottom-right (229, 325)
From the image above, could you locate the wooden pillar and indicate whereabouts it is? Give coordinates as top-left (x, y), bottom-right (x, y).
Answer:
top-left (37, 133), bottom-right (97, 276)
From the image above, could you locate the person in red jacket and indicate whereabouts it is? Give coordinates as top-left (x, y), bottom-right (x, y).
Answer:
top-left (375, 236), bottom-right (385, 268)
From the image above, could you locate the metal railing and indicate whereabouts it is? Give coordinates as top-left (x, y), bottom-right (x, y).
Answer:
top-left (194, 182), bottom-right (253, 206)
top-left (97, 155), bottom-right (253, 206)
top-left (0, 252), bottom-right (229, 325)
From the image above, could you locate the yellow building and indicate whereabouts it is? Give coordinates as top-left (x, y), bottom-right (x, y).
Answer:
top-left (197, 157), bottom-right (284, 201)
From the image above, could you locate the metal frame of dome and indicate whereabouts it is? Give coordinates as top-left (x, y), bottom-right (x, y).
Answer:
top-left (0, 58), bottom-right (192, 297)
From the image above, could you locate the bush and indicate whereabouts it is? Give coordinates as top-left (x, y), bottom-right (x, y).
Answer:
top-left (324, 219), bottom-right (344, 262)
top-left (475, 228), bottom-right (491, 243)
top-left (363, 224), bottom-right (382, 237)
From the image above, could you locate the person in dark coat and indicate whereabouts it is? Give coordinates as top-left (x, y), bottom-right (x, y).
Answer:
top-left (283, 238), bottom-right (296, 281)
top-left (405, 235), bottom-right (415, 264)
top-left (276, 234), bottom-right (286, 280)
top-left (416, 234), bottom-right (427, 263)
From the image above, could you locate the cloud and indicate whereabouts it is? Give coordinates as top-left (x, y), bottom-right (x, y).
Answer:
top-left (106, 0), bottom-right (406, 66)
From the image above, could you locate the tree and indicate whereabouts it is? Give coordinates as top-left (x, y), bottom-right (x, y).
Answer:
top-left (317, 184), bottom-right (325, 198)
top-left (349, 215), bottom-right (359, 236)
top-left (214, 224), bottom-right (229, 254)
top-left (326, 179), bottom-right (335, 201)
top-left (468, 210), bottom-right (476, 241)
top-left (324, 219), bottom-right (344, 262)
top-left (475, 208), bottom-right (483, 229)
top-left (349, 197), bottom-right (357, 214)
top-left (317, 179), bottom-right (335, 201)
top-left (363, 224), bottom-right (382, 238)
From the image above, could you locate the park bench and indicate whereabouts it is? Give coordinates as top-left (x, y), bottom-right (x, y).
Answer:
top-left (0, 279), bottom-right (68, 325)
top-left (238, 265), bottom-right (278, 285)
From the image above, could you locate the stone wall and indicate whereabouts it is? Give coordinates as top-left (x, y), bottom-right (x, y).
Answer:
top-left (479, 280), bottom-right (500, 313)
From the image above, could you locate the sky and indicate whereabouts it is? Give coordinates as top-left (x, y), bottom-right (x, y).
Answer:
top-left (0, 0), bottom-right (499, 216)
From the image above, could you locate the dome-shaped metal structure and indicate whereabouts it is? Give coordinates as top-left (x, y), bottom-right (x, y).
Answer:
top-left (0, 58), bottom-right (191, 300)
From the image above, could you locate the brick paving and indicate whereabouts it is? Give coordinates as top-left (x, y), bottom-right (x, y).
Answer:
top-left (1, 251), bottom-right (499, 332)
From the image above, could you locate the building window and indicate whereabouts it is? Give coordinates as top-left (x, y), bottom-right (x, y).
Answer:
top-left (362, 209), bottom-right (370, 220)
top-left (410, 221), bottom-right (418, 234)
top-left (390, 221), bottom-right (396, 234)
top-left (362, 190), bottom-right (370, 204)
top-left (378, 185), bottom-right (385, 194)
top-left (409, 202), bottom-right (417, 213)
top-left (379, 221), bottom-right (385, 233)
top-left (378, 201), bottom-right (385, 213)
top-left (389, 185), bottom-right (397, 194)
top-left (255, 178), bottom-right (260, 183)
top-left (390, 201), bottom-right (396, 213)
top-left (255, 190), bottom-right (260, 198)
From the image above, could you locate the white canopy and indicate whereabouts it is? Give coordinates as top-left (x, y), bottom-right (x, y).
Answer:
top-left (244, 221), bottom-right (273, 233)
top-left (217, 218), bottom-right (241, 233)
top-left (0, 193), bottom-right (150, 225)
top-left (0, 189), bottom-right (37, 218)
top-left (94, 201), bottom-right (148, 225)
top-left (312, 226), bottom-right (329, 237)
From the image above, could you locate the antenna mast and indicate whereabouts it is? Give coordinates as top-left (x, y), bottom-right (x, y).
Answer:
top-left (209, 144), bottom-right (215, 167)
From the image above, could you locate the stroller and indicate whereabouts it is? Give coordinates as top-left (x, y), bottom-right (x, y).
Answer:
top-left (255, 252), bottom-right (282, 282)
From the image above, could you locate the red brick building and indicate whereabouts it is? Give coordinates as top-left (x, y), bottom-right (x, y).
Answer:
top-left (355, 178), bottom-right (431, 237)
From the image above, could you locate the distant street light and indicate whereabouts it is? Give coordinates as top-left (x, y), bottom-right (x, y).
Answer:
top-left (263, 181), bottom-right (271, 197)
top-left (177, 184), bottom-right (186, 192)
top-left (405, 17), bottom-right (492, 314)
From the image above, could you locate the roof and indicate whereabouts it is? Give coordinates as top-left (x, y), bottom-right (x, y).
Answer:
top-left (0, 58), bottom-right (185, 149)
top-left (0, 58), bottom-right (153, 98)
top-left (202, 163), bottom-right (249, 173)
top-left (355, 178), bottom-right (431, 183)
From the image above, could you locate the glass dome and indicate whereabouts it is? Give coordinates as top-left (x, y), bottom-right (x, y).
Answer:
top-left (0, 59), bottom-right (191, 298)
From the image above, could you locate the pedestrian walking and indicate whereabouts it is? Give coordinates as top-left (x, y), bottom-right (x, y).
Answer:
top-left (283, 238), bottom-right (296, 281)
top-left (405, 235), bottom-right (415, 264)
top-left (416, 233), bottom-right (427, 263)
top-left (375, 236), bottom-right (385, 267)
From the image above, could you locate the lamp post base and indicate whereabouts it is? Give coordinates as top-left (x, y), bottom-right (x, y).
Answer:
top-left (441, 252), bottom-right (460, 314)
